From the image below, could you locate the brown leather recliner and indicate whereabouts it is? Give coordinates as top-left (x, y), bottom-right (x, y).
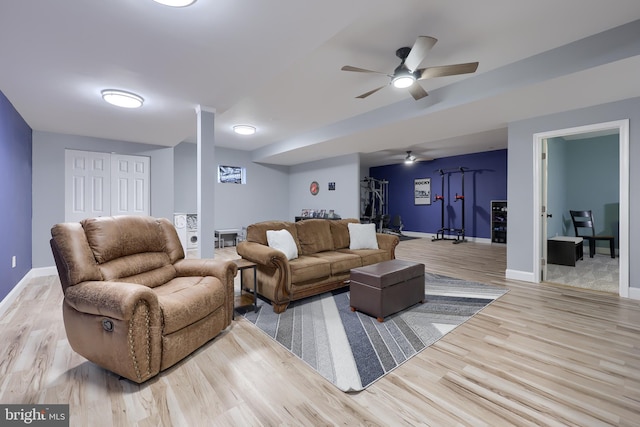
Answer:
top-left (50, 215), bottom-right (237, 383)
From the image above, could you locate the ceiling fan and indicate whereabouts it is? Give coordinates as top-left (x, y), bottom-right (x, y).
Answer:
top-left (341, 36), bottom-right (479, 100)
top-left (377, 148), bottom-right (434, 164)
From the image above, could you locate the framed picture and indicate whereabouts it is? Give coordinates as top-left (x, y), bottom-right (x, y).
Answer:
top-left (218, 165), bottom-right (246, 184)
top-left (414, 178), bottom-right (431, 205)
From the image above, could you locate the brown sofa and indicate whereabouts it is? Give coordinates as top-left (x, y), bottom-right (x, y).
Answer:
top-left (236, 218), bottom-right (399, 313)
top-left (50, 215), bottom-right (237, 383)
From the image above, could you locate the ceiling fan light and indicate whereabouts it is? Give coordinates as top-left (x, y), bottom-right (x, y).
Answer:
top-left (101, 90), bottom-right (143, 108)
top-left (404, 151), bottom-right (416, 163)
top-left (392, 75), bottom-right (415, 89)
top-left (152, 0), bottom-right (197, 7)
top-left (233, 124), bottom-right (256, 135)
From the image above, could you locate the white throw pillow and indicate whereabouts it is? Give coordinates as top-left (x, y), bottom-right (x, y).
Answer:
top-left (266, 229), bottom-right (298, 260)
top-left (348, 223), bottom-right (379, 250)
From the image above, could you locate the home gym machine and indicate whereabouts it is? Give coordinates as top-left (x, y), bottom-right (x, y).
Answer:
top-left (360, 177), bottom-right (388, 232)
top-left (432, 167), bottom-right (467, 243)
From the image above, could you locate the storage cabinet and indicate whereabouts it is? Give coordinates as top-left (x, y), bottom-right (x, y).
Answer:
top-left (491, 200), bottom-right (507, 243)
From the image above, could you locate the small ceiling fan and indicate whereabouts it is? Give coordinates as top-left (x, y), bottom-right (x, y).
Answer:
top-left (378, 148), bottom-right (434, 164)
top-left (341, 36), bottom-right (479, 100)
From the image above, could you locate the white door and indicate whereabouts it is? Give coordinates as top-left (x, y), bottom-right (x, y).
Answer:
top-left (65, 150), bottom-right (111, 223)
top-left (111, 154), bottom-right (150, 216)
top-left (540, 139), bottom-right (548, 281)
top-left (65, 150), bottom-right (150, 222)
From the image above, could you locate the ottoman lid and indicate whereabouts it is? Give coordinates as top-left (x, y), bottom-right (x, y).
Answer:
top-left (350, 259), bottom-right (424, 289)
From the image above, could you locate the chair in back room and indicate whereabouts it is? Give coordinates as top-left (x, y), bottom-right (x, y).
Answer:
top-left (569, 210), bottom-right (615, 259)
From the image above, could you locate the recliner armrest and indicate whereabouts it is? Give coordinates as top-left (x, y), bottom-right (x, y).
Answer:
top-left (173, 259), bottom-right (237, 282)
top-left (64, 280), bottom-right (160, 321)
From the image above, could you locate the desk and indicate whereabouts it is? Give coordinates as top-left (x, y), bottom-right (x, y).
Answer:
top-left (215, 228), bottom-right (242, 248)
top-left (232, 258), bottom-right (258, 318)
top-left (548, 236), bottom-right (583, 266)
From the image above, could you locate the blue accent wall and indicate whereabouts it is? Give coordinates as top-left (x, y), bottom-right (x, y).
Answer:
top-left (369, 149), bottom-right (507, 238)
top-left (0, 90), bottom-right (32, 300)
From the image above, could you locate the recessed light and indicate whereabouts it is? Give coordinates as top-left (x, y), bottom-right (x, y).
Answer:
top-left (152, 0), bottom-right (197, 7)
top-left (101, 90), bottom-right (144, 108)
top-left (233, 125), bottom-right (256, 135)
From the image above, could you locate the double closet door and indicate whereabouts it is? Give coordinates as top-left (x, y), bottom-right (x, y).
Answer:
top-left (65, 149), bottom-right (150, 223)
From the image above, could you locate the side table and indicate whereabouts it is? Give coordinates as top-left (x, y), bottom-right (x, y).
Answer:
top-left (232, 258), bottom-right (258, 318)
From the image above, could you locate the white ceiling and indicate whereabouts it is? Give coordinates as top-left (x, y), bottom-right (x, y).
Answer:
top-left (1, 1), bottom-right (639, 168)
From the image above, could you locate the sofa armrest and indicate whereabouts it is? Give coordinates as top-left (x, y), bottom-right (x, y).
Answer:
top-left (236, 241), bottom-right (292, 307)
top-left (64, 280), bottom-right (160, 320)
top-left (173, 258), bottom-right (237, 282)
top-left (376, 233), bottom-right (400, 257)
top-left (236, 241), bottom-right (289, 266)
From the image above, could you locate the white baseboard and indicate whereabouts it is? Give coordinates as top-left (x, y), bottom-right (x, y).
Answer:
top-left (506, 269), bottom-right (535, 282)
top-left (629, 286), bottom-right (640, 300)
top-left (0, 266), bottom-right (57, 318)
top-left (30, 266), bottom-right (57, 277)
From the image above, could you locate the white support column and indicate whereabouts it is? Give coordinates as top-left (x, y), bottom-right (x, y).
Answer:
top-left (196, 105), bottom-right (216, 258)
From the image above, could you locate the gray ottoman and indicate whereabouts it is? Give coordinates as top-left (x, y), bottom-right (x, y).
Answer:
top-left (349, 259), bottom-right (425, 322)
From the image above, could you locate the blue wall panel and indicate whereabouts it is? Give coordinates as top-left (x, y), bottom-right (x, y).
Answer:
top-left (369, 149), bottom-right (507, 238)
top-left (0, 90), bottom-right (32, 300)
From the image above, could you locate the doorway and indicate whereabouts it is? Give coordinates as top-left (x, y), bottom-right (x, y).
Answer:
top-left (533, 120), bottom-right (629, 297)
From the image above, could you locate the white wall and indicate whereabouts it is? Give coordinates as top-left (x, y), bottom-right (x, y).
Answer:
top-left (289, 153), bottom-right (361, 220)
top-left (174, 144), bottom-right (362, 224)
top-left (173, 143), bottom-right (290, 227)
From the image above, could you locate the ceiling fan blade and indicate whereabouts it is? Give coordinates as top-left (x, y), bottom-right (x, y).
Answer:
top-left (356, 85), bottom-right (387, 99)
top-left (418, 62), bottom-right (479, 80)
top-left (407, 83), bottom-right (428, 100)
top-left (404, 36), bottom-right (437, 72)
top-left (341, 65), bottom-right (387, 74)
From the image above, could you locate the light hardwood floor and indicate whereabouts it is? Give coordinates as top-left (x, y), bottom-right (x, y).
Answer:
top-left (1, 239), bottom-right (639, 426)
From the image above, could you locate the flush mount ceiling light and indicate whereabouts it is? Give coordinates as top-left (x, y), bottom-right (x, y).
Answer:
top-left (404, 151), bottom-right (416, 164)
top-left (101, 90), bottom-right (144, 108)
top-left (152, 0), bottom-right (197, 7)
top-left (233, 125), bottom-right (256, 135)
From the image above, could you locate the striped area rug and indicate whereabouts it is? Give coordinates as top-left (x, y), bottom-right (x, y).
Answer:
top-left (239, 272), bottom-right (507, 392)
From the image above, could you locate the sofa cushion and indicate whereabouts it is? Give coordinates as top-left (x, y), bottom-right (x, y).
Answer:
top-left (348, 223), bottom-right (379, 250)
top-left (338, 248), bottom-right (389, 265)
top-left (296, 219), bottom-right (334, 255)
top-left (266, 229), bottom-right (298, 260)
top-left (154, 275), bottom-right (226, 335)
top-left (330, 219), bottom-right (358, 249)
top-left (310, 251), bottom-right (362, 275)
top-left (246, 221), bottom-right (301, 254)
top-left (289, 256), bottom-right (331, 283)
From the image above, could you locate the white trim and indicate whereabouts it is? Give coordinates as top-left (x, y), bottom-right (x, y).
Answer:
top-left (1, 271), bottom-right (33, 317)
top-left (628, 287), bottom-right (640, 300)
top-left (30, 266), bottom-right (58, 277)
top-left (0, 267), bottom-right (58, 318)
top-left (506, 269), bottom-right (535, 282)
top-left (195, 105), bottom-right (216, 114)
top-left (532, 119), bottom-right (629, 297)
